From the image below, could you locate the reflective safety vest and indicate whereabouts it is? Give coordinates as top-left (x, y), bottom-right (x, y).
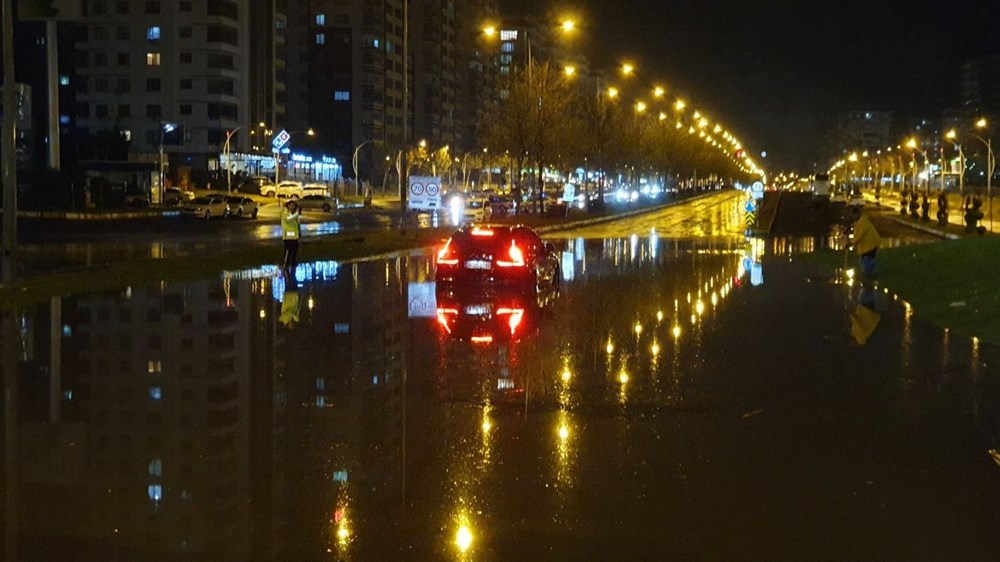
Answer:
top-left (281, 210), bottom-right (301, 240)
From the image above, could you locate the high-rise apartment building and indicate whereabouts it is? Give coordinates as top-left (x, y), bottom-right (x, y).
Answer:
top-left (74, 0), bottom-right (285, 184)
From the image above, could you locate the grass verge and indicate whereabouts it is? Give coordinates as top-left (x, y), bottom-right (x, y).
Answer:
top-left (807, 236), bottom-right (1000, 344)
top-left (0, 228), bottom-right (450, 308)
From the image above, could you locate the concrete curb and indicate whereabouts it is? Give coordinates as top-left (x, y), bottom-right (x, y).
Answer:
top-left (885, 216), bottom-right (961, 240)
top-left (14, 209), bottom-right (179, 220)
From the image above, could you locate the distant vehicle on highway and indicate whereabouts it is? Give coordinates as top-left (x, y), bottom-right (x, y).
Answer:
top-left (180, 194), bottom-right (228, 219)
top-left (811, 173), bottom-right (830, 198)
top-left (435, 224), bottom-right (560, 300)
top-left (447, 193), bottom-right (492, 224)
top-left (224, 196), bottom-right (258, 219)
top-left (296, 194), bottom-right (338, 213)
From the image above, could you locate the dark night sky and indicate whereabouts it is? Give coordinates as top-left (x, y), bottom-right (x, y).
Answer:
top-left (507, 0), bottom-right (999, 172)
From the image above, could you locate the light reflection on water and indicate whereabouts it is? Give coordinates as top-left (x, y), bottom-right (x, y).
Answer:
top-left (3, 232), bottom-right (999, 560)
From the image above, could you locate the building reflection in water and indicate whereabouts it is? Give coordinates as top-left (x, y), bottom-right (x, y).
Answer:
top-left (4, 227), bottom-right (990, 559)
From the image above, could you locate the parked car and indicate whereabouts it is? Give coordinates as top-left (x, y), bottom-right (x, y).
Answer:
top-left (237, 176), bottom-right (275, 196)
top-left (435, 225), bottom-right (561, 299)
top-left (162, 187), bottom-right (195, 206)
top-left (180, 194), bottom-right (228, 219)
top-left (123, 189), bottom-right (150, 208)
top-left (303, 182), bottom-right (330, 196)
top-left (263, 181), bottom-right (304, 198)
top-left (224, 195), bottom-right (258, 219)
top-left (297, 194), bottom-right (338, 213)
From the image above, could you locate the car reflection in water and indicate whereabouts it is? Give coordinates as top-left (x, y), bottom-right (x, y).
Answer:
top-left (435, 286), bottom-right (553, 346)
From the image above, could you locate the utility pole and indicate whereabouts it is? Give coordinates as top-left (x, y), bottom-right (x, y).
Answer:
top-left (2, 0), bottom-right (18, 283)
top-left (45, 18), bottom-right (58, 169)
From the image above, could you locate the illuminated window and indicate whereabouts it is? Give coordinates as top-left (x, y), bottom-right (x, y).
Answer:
top-left (149, 386), bottom-right (162, 400)
top-left (500, 30), bottom-right (517, 41)
top-left (372, 38), bottom-right (380, 48)
top-left (501, 42), bottom-right (514, 53)
top-left (147, 26), bottom-right (161, 40)
top-left (334, 91), bottom-right (349, 101)
top-left (315, 14), bottom-right (325, 25)
top-left (59, 75), bottom-right (69, 86)
top-left (148, 484), bottom-right (162, 502)
top-left (316, 33), bottom-right (325, 45)
top-left (148, 458), bottom-right (162, 476)
top-left (146, 52), bottom-right (161, 66)
top-left (147, 360), bottom-right (161, 373)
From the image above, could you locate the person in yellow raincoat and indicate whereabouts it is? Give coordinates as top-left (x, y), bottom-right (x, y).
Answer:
top-left (852, 210), bottom-right (881, 277)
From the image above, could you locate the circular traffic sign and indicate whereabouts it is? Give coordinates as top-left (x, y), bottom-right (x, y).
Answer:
top-left (426, 183), bottom-right (439, 196)
top-left (410, 182), bottom-right (425, 196)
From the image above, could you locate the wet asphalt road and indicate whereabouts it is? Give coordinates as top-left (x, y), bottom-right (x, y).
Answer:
top-left (4, 191), bottom-right (1000, 561)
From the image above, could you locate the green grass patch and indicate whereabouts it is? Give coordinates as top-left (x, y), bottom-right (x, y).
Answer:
top-left (808, 236), bottom-right (1000, 344)
top-left (0, 228), bottom-right (450, 308)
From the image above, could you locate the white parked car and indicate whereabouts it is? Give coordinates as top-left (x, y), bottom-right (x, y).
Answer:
top-left (303, 182), bottom-right (330, 196)
top-left (297, 194), bottom-right (338, 213)
top-left (180, 195), bottom-right (228, 219)
top-left (262, 181), bottom-right (304, 198)
top-left (224, 195), bottom-right (258, 219)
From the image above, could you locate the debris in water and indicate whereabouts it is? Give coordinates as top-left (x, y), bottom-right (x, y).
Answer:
top-left (742, 408), bottom-right (764, 419)
top-left (949, 301), bottom-right (967, 308)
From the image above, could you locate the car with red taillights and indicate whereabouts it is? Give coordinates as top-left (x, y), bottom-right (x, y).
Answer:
top-left (435, 225), bottom-right (561, 297)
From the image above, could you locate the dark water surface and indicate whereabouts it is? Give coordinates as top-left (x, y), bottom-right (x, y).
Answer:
top-left (3, 202), bottom-right (999, 561)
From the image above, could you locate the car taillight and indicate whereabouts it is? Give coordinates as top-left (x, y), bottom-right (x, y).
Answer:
top-left (496, 242), bottom-right (525, 267)
top-left (437, 238), bottom-right (459, 265)
top-left (496, 307), bottom-right (525, 335)
top-left (436, 307), bottom-right (458, 333)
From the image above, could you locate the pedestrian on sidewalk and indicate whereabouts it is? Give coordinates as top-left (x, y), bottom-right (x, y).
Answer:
top-left (851, 208), bottom-right (881, 277)
top-left (281, 200), bottom-right (302, 275)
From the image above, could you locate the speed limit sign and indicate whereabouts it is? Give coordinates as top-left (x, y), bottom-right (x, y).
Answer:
top-left (408, 176), bottom-right (442, 211)
top-left (410, 182), bottom-right (425, 196)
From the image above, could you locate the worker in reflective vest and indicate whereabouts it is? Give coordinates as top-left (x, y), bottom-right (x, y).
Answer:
top-left (281, 200), bottom-right (301, 274)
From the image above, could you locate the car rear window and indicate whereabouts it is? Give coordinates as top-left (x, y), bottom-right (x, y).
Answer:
top-left (193, 197), bottom-right (214, 204)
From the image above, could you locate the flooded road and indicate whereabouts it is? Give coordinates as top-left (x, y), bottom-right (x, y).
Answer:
top-left (3, 193), bottom-right (999, 561)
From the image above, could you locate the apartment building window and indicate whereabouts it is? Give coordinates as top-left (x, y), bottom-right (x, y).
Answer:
top-left (179, 1), bottom-right (191, 11)
top-left (146, 104), bottom-right (161, 118)
top-left (180, 78), bottom-right (192, 90)
top-left (147, 26), bottom-right (161, 41)
top-left (117, 52), bottom-right (129, 65)
top-left (93, 26), bottom-right (108, 41)
top-left (207, 0), bottom-right (238, 19)
top-left (207, 24), bottom-right (238, 46)
top-left (334, 91), bottom-right (349, 101)
top-left (206, 79), bottom-right (234, 95)
top-left (94, 78), bottom-right (108, 92)
top-left (94, 52), bottom-right (108, 66)
top-left (146, 52), bottom-right (160, 66)
top-left (146, 78), bottom-right (161, 92)
top-left (145, 1), bottom-right (160, 14)
top-left (146, 130), bottom-right (158, 144)
top-left (116, 26), bottom-right (129, 40)
top-left (95, 104), bottom-right (108, 118)
top-left (316, 33), bottom-right (325, 45)
top-left (92, 0), bottom-right (107, 15)
top-left (115, 1), bottom-right (128, 14)
top-left (118, 104), bottom-right (130, 117)
top-left (316, 14), bottom-right (326, 25)
top-left (180, 52), bottom-right (192, 64)
top-left (180, 104), bottom-right (192, 116)
top-left (117, 78), bottom-right (130, 92)
top-left (179, 26), bottom-right (192, 38)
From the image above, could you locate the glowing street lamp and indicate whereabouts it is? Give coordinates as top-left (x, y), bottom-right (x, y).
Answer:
top-left (635, 101), bottom-right (647, 113)
top-left (482, 25), bottom-right (496, 38)
top-left (973, 118), bottom-right (994, 231)
top-left (621, 62), bottom-right (635, 76)
top-left (606, 87), bottom-right (619, 99)
top-left (561, 19), bottom-right (576, 32)
top-left (653, 86), bottom-right (665, 98)
top-left (674, 99), bottom-right (686, 111)
top-left (564, 65), bottom-right (576, 77)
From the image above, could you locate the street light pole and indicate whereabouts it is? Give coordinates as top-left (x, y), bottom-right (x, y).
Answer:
top-left (353, 139), bottom-right (376, 196)
top-left (223, 126), bottom-right (244, 194)
top-left (2, 0), bottom-right (18, 283)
